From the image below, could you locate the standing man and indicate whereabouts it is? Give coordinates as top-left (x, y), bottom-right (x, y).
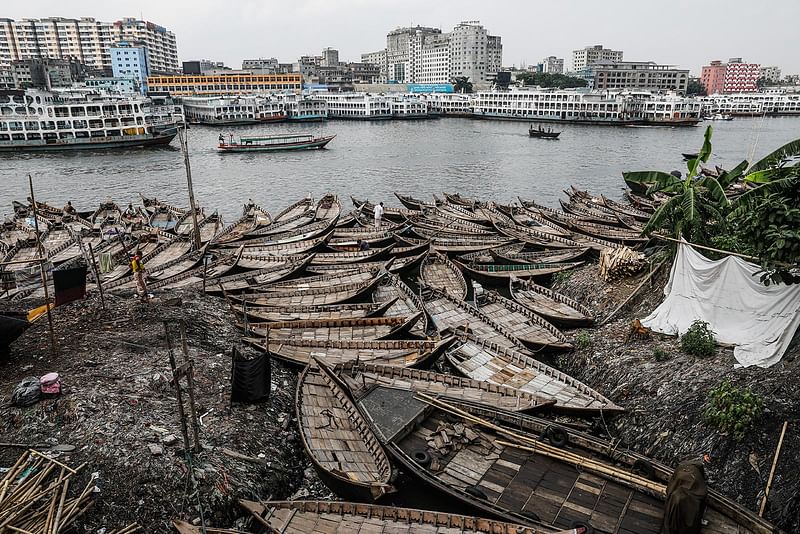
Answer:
top-left (130, 249), bottom-right (149, 303)
top-left (374, 202), bottom-right (384, 228)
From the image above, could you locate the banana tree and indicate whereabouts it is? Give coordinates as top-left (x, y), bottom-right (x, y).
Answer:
top-left (731, 138), bottom-right (800, 212)
top-left (622, 126), bottom-right (735, 239)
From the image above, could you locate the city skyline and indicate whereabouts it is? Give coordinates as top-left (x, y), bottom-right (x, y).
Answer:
top-left (5, 0), bottom-right (800, 75)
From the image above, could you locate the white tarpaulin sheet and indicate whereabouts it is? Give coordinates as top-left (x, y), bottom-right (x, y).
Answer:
top-left (642, 242), bottom-right (800, 368)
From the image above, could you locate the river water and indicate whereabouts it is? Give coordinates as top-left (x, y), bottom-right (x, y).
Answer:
top-left (1, 116), bottom-right (797, 222)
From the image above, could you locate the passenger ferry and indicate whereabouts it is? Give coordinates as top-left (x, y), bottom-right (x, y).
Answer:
top-left (218, 133), bottom-right (335, 152)
top-left (389, 96), bottom-right (432, 119)
top-left (701, 92), bottom-right (800, 116)
top-left (472, 88), bottom-right (703, 126)
top-left (422, 93), bottom-right (473, 117)
top-left (182, 95), bottom-right (287, 125)
top-left (315, 93), bottom-right (392, 120)
top-left (279, 94), bottom-right (328, 122)
top-left (0, 89), bottom-right (181, 151)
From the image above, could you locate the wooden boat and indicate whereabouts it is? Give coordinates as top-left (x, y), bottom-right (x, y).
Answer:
top-left (455, 260), bottom-right (583, 285)
top-left (315, 193), bottom-right (342, 221)
top-left (599, 195), bottom-right (651, 223)
top-left (559, 219), bottom-right (647, 247)
top-left (205, 257), bottom-right (312, 295)
top-left (239, 500), bottom-right (568, 534)
top-left (244, 336), bottom-right (453, 368)
top-left (357, 390), bottom-right (771, 534)
top-left (352, 196), bottom-right (420, 223)
top-left (408, 213), bottom-right (496, 236)
top-left (147, 205), bottom-right (180, 231)
top-left (227, 219), bottom-right (335, 248)
top-left (443, 192), bottom-right (478, 207)
top-left (211, 206), bottom-right (273, 245)
top-left (174, 208), bottom-right (208, 238)
top-left (218, 133), bottom-right (335, 152)
top-left (398, 235), bottom-right (513, 254)
top-left (228, 275), bottom-right (385, 307)
top-left (304, 257), bottom-right (426, 277)
top-left (241, 314), bottom-right (424, 341)
top-left (445, 330), bottom-right (621, 415)
top-left (394, 192), bottom-right (438, 211)
top-left (236, 300), bottom-right (397, 323)
top-left (327, 230), bottom-right (397, 250)
top-left (510, 277), bottom-right (594, 327)
top-left (333, 223), bottom-right (407, 238)
top-left (245, 210), bottom-right (315, 236)
top-left (492, 221), bottom-right (580, 249)
top-left (230, 231), bottom-right (332, 258)
top-left (253, 268), bottom-right (380, 293)
top-left (389, 240), bottom-right (430, 258)
top-left (336, 362), bottom-right (555, 415)
top-left (420, 250), bottom-right (468, 300)
top-left (458, 243), bottom-right (524, 264)
top-left (624, 191), bottom-right (657, 213)
top-left (490, 246), bottom-right (589, 265)
top-left (411, 224), bottom-right (496, 240)
top-left (559, 199), bottom-right (622, 226)
top-left (373, 273), bottom-right (428, 338)
top-left (144, 240), bottom-right (194, 271)
top-left (90, 201), bottom-right (122, 229)
top-left (296, 361), bottom-right (394, 501)
top-left (422, 286), bottom-right (529, 354)
top-left (274, 195), bottom-right (315, 223)
top-left (473, 288), bottom-right (571, 351)
top-left (306, 244), bottom-right (396, 265)
top-left (682, 152), bottom-right (699, 160)
top-left (529, 123), bottom-right (560, 139)
top-left (435, 202), bottom-right (492, 225)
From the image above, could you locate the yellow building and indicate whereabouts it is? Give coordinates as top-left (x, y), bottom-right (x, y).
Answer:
top-left (147, 73), bottom-right (303, 96)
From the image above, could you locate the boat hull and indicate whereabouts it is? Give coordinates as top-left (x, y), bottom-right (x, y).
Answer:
top-left (0, 131), bottom-right (177, 152)
top-left (218, 135), bottom-right (334, 153)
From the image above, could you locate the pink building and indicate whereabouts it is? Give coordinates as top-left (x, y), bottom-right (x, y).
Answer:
top-left (723, 58), bottom-right (760, 93)
top-left (701, 60), bottom-right (726, 94)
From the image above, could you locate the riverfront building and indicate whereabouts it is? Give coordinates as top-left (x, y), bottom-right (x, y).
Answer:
top-left (111, 41), bottom-right (149, 94)
top-left (701, 58), bottom-right (761, 94)
top-left (539, 57), bottom-right (564, 74)
top-left (572, 45), bottom-right (623, 72)
top-left (589, 61), bottom-right (689, 93)
top-left (360, 50), bottom-right (387, 83)
top-left (759, 66), bottom-right (781, 84)
top-left (367, 21), bottom-right (501, 86)
top-left (0, 17), bottom-right (179, 74)
top-left (146, 73), bottom-right (303, 96)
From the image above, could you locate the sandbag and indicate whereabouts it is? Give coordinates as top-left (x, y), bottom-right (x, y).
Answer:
top-left (663, 460), bottom-right (708, 534)
top-left (11, 376), bottom-right (42, 407)
top-left (230, 349), bottom-right (270, 403)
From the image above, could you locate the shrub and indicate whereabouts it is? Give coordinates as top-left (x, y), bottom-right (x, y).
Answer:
top-left (704, 380), bottom-right (763, 440)
top-left (653, 346), bottom-right (670, 361)
top-left (574, 331), bottom-right (592, 350)
top-left (552, 270), bottom-right (573, 285)
top-left (680, 320), bottom-right (716, 357)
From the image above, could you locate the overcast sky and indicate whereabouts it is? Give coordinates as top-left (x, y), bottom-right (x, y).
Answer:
top-left (7, 0), bottom-right (800, 75)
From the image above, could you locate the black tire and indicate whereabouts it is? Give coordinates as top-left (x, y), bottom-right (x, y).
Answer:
top-left (632, 458), bottom-right (656, 480)
top-left (546, 426), bottom-right (569, 448)
top-left (464, 485), bottom-right (488, 500)
top-left (569, 520), bottom-right (595, 534)
top-left (412, 450), bottom-right (431, 467)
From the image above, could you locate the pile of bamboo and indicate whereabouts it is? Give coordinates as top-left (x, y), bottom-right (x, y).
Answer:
top-left (0, 450), bottom-right (95, 533)
top-left (598, 246), bottom-right (646, 282)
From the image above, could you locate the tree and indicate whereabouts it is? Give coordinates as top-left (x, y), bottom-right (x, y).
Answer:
top-left (515, 71), bottom-right (587, 89)
top-left (623, 126), bottom-right (735, 244)
top-left (452, 77), bottom-right (473, 94)
top-left (686, 80), bottom-right (707, 96)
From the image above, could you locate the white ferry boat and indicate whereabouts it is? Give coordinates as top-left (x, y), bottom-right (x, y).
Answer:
top-left (389, 95), bottom-right (432, 119)
top-left (701, 93), bottom-right (800, 116)
top-left (315, 93), bottom-right (392, 120)
top-left (0, 89), bottom-right (181, 151)
top-left (472, 88), bottom-right (703, 126)
top-left (279, 94), bottom-right (328, 122)
top-left (181, 95), bottom-right (287, 125)
top-left (422, 93), bottom-right (473, 117)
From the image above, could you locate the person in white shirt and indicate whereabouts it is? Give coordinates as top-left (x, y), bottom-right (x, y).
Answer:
top-left (374, 202), bottom-right (384, 227)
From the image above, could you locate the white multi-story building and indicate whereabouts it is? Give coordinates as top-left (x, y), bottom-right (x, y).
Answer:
top-left (361, 50), bottom-right (387, 83)
top-left (759, 66), bottom-right (781, 84)
top-left (449, 21), bottom-right (502, 84)
top-left (703, 92), bottom-right (800, 116)
top-left (540, 56), bottom-right (564, 74)
top-left (572, 44), bottom-right (623, 72)
top-left (371, 21), bottom-right (502, 85)
top-left (0, 17), bottom-right (179, 74)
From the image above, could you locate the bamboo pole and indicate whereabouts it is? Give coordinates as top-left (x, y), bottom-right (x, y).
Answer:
top-left (759, 421), bottom-right (788, 516)
top-left (177, 127), bottom-right (202, 250)
top-left (28, 175), bottom-right (57, 356)
top-left (87, 242), bottom-right (106, 310)
top-left (654, 234), bottom-right (796, 268)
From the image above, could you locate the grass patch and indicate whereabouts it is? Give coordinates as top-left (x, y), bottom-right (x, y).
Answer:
top-left (704, 380), bottom-right (763, 440)
top-left (680, 320), bottom-right (716, 357)
top-left (574, 330), bottom-right (592, 350)
top-left (653, 346), bottom-right (670, 361)
top-left (552, 270), bottom-right (573, 285)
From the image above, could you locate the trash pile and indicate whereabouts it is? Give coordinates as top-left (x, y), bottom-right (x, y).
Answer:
top-left (0, 289), bottom-right (308, 532)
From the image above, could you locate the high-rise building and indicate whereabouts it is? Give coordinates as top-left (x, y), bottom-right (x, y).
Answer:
top-left (572, 44), bottom-right (623, 72)
top-left (701, 58), bottom-right (761, 94)
top-left (590, 61), bottom-right (689, 92)
top-left (540, 56), bottom-right (564, 74)
top-left (360, 50), bottom-right (387, 83)
top-left (371, 21), bottom-right (501, 85)
top-left (0, 17), bottom-right (179, 74)
top-left (700, 60), bottom-right (727, 94)
top-left (321, 48), bottom-right (340, 67)
top-left (759, 66), bottom-right (781, 84)
top-left (111, 41), bottom-right (149, 94)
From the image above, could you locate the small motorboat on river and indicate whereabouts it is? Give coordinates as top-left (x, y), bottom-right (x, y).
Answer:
top-left (217, 133), bottom-right (335, 152)
top-left (529, 124), bottom-right (561, 139)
